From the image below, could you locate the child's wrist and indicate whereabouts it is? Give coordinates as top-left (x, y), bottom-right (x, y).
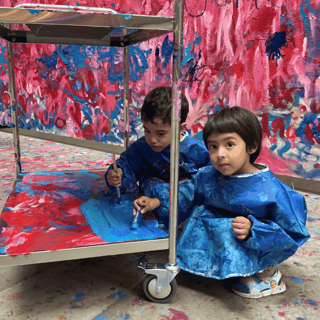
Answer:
top-left (153, 198), bottom-right (161, 208)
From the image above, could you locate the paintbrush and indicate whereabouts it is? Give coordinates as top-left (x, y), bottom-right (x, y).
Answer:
top-left (131, 211), bottom-right (140, 230)
top-left (112, 152), bottom-right (121, 203)
top-left (109, 119), bottom-right (121, 203)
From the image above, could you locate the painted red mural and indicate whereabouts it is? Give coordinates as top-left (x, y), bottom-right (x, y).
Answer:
top-left (0, 0), bottom-right (319, 180)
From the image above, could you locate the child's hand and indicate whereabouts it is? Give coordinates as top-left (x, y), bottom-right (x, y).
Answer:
top-left (107, 167), bottom-right (123, 188)
top-left (133, 196), bottom-right (161, 215)
top-left (231, 216), bottom-right (252, 240)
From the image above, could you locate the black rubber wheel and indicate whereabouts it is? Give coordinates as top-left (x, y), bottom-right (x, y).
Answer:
top-left (143, 274), bottom-right (177, 303)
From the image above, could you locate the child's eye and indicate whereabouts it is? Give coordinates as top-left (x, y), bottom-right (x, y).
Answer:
top-left (209, 144), bottom-right (217, 150)
top-left (158, 133), bottom-right (165, 136)
top-left (226, 142), bottom-right (234, 147)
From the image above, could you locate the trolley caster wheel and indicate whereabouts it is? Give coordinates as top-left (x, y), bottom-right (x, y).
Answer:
top-left (143, 274), bottom-right (177, 303)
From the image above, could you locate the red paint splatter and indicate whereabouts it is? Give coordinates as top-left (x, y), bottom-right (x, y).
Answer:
top-left (161, 308), bottom-right (190, 320)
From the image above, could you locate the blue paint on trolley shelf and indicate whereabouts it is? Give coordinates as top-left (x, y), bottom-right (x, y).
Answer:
top-left (23, 226), bottom-right (34, 231)
top-left (296, 317), bottom-right (307, 320)
top-left (49, 221), bottom-right (76, 229)
top-left (73, 293), bottom-right (86, 300)
top-left (94, 315), bottom-right (108, 320)
top-left (120, 314), bottom-right (130, 320)
top-left (28, 9), bottom-right (42, 14)
top-left (121, 14), bottom-right (132, 20)
top-left (81, 192), bottom-right (168, 243)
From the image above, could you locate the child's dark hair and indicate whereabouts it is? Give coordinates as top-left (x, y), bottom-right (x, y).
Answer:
top-left (203, 107), bottom-right (262, 164)
top-left (141, 86), bottom-right (189, 124)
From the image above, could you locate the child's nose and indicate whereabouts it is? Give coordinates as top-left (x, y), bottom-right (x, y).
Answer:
top-left (150, 135), bottom-right (157, 143)
top-left (217, 147), bottom-right (226, 157)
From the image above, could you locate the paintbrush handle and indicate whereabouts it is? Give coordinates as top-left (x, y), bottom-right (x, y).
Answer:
top-left (113, 154), bottom-right (118, 171)
top-left (133, 211), bottom-right (140, 222)
top-left (116, 187), bottom-right (121, 199)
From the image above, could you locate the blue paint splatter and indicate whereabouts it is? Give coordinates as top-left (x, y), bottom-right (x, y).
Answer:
top-left (94, 315), bottom-right (108, 320)
top-left (120, 314), bottom-right (130, 320)
top-left (306, 299), bottom-right (318, 306)
top-left (161, 35), bottom-right (173, 69)
top-left (73, 293), bottom-right (86, 300)
top-left (292, 277), bottom-right (304, 283)
top-left (112, 290), bottom-right (127, 298)
top-left (265, 31), bottom-right (287, 61)
top-left (278, 140), bottom-right (291, 158)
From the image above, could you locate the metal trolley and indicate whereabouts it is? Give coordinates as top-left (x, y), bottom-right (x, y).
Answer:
top-left (0, 2), bottom-right (184, 303)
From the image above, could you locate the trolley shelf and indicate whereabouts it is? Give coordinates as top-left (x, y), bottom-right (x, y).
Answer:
top-left (0, 170), bottom-right (169, 267)
top-left (0, 5), bottom-right (173, 46)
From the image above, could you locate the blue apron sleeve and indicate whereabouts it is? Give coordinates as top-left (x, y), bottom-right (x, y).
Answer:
top-left (141, 178), bottom-right (196, 228)
top-left (244, 192), bottom-right (310, 253)
top-left (105, 141), bottom-right (147, 192)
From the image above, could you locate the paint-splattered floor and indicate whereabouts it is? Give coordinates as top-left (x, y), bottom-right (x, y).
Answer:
top-left (0, 130), bottom-right (319, 320)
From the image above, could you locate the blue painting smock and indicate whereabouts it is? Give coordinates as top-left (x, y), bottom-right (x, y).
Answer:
top-left (105, 132), bottom-right (211, 228)
top-left (177, 164), bottom-right (310, 279)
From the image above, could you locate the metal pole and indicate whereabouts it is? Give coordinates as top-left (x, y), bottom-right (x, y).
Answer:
top-left (123, 29), bottom-right (129, 149)
top-left (168, 0), bottom-right (184, 266)
top-left (6, 24), bottom-right (21, 175)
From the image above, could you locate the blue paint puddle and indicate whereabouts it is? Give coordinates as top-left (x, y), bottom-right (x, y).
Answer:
top-left (81, 192), bottom-right (168, 243)
top-left (73, 293), bottom-right (86, 300)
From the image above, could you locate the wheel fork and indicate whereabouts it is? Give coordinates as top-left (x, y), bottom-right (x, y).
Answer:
top-left (139, 262), bottom-right (180, 293)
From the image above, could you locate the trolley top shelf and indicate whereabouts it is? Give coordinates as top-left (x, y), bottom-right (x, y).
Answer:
top-left (0, 4), bottom-right (174, 47)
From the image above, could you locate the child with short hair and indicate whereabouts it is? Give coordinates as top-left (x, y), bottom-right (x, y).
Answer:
top-left (106, 86), bottom-right (211, 228)
top-left (177, 106), bottom-right (310, 298)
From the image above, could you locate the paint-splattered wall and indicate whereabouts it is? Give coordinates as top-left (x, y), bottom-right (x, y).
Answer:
top-left (0, 0), bottom-right (319, 181)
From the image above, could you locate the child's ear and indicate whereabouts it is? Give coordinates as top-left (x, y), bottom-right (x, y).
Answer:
top-left (248, 144), bottom-right (258, 155)
top-left (180, 122), bottom-right (187, 133)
